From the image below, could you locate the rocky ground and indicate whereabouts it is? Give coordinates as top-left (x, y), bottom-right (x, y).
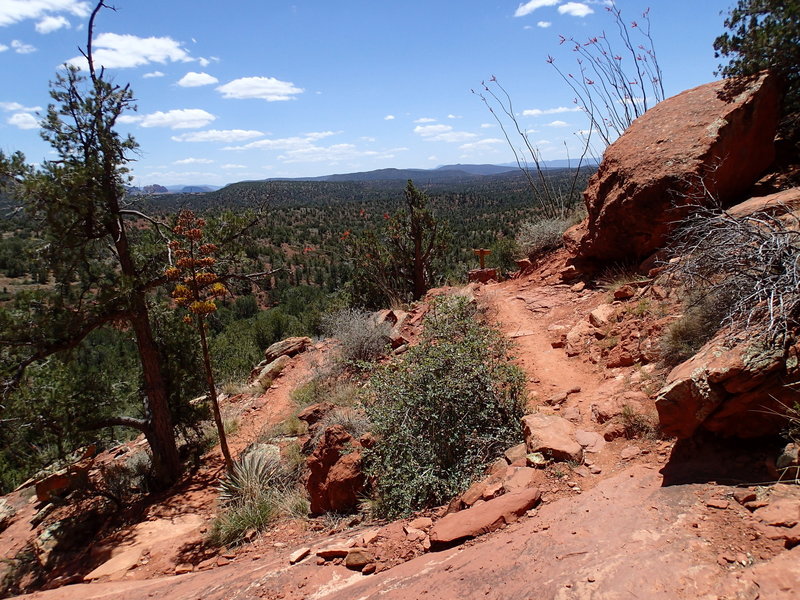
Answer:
top-left (3, 250), bottom-right (798, 600)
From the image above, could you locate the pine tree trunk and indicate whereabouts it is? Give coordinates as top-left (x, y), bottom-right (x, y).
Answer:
top-left (129, 301), bottom-right (182, 487)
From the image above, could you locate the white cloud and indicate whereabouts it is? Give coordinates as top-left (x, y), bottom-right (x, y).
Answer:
top-left (558, 2), bottom-right (594, 17)
top-left (11, 40), bottom-right (36, 54)
top-left (216, 76), bottom-right (303, 101)
top-left (117, 114), bottom-right (142, 124)
top-left (134, 109), bottom-right (215, 129)
top-left (277, 143), bottom-right (401, 165)
top-left (67, 33), bottom-right (192, 70)
top-left (360, 136), bottom-right (376, 142)
top-left (447, 114), bottom-right (462, 119)
top-left (8, 113), bottom-right (39, 129)
top-left (414, 124), bottom-right (477, 143)
top-left (0, 1), bottom-right (89, 27)
top-left (0, 102), bottom-right (41, 112)
top-left (143, 71), bottom-right (165, 78)
top-left (35, 15), bottom-right (70, 33)
top-left (174, 157), bottom-right (214, 165)
top-left (0, 44), bottom-right (7, 52)
top-left (546, 120), bottom-right (570, 127)
top-left (480, 123), bottom-right (495, 129)
top-left (459, 138), bottom-right (504, 151)
top-left (224, 131), bottom-right (338, 151)
top-left (171, 129), bottom-right (265, 143)
top-left (414, 117), bottom-right (436, 123)
top-left (384, 114), bottom-right (395, 120)
top-left (428, 155), bottom-right (438, 161)
top-left (177, 71), bottom-right (218, 87)
top-left (537, 21), bottom-right (552, 28)
top-left (221, 163), bottom-right (246, 169)
top-left (522, 106), bottom-right (581, 117)
top-left (514, 0), bottom-right (559, 17)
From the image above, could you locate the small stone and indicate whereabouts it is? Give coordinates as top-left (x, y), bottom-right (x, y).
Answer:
top-left (733, 489), bottom-right (757, 505)
top-left (589, 465), bottom-right (602, 475)
top-left (360, 529), bottom-right (380, 545)
top-left (289, 547), bottom-right (311, 565)
top-left (174, 563), bottom-right (194, 575)
top-left (345, 548), bottom-right (373, 571)
top-left (216, 556), bottom-right (230, 567)
top-left (620, 445), bottom-right (640, 460)
top-left (706, 499), bottom-right (730, 510)
top-left (316, 546), bottom-right (349, 560)
top-left (362, 563), bottom-right (376, 575)
top-left (408, 517), bottom-right (433, 530)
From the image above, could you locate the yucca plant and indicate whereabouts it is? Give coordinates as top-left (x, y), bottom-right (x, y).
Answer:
top-left (218, 451), bottom-right (287, 506)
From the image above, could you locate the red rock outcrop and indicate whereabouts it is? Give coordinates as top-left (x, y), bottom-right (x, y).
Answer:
top-left (656, 337), bottom-right (800, 439)
top-left (569, 72), bottom-right (781, 263)
top-left (306, 425), bottom-right (365, 515)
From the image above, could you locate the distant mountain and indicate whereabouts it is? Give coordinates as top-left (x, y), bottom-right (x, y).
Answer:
top-left (266, 162), bottom-right (597, 185)
top-left (435, 164), bottom-right (517, 176)
top-left (164, 184), bottom-right (221, 193)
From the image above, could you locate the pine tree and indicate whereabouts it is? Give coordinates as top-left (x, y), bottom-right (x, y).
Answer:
top-left (0, 2), bottom-right (181, 487)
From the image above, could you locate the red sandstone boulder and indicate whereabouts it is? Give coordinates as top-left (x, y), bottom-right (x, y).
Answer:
top-left (573, 72), bottom-right (781, 263)
top-left (306, 425), bottom-right (365, 515)
top-left (429, 488), bottom-right (541, 548)
top-left (522, 413), bottom-right (583, 463)
top-left (655, 337), bottom-right (800, 438)
top-left (263, 336), bottom-right (312, 363)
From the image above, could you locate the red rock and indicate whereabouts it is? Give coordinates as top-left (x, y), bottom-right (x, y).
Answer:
top-left (316, 546), bottom-right (350, 560)
top-left (727, 187), bottom-right (800, 220)
top-left (523, 413), bottom-right (583, 463)
top-left (297, 402), bottom-right (335, 427)
top-left (408, 517), bottom-right (433, 530)
top-left (613, 285), bottom-right (635, 300)
top-left (263, 336), bottom-right (312, 362)
top-left (733, 489), bottom-right (757, 505)
top-left (289, 547), bottom-right (311, 565)
top-left (754, 499), bottom-right (799, 528)
top-left (656, 337), bottom-right (793, 438)
top-left (588, 304), bottom-right (616, 328)
top-left (574, 72), bottom-right (780, 263)
top-left (504, 443), bottom-right (528, 464)
top-left (468, 268), bottom-right (498, 284)
top-left (503, 467), bottom-right (540, 493)
top-left (429, 488), bottom-right (541, 548)
top-left (706, 499), bottom-right (730, 510)
top-left (345, 548), bottom-right (373, 570)
top-left (750, 545), bottom-right (800, 599)
top-left (306, 425), bottom-right (365, 515)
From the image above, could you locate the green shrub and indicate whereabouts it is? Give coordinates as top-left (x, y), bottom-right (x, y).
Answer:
top-left (364, 296), bottom-right (526, 518)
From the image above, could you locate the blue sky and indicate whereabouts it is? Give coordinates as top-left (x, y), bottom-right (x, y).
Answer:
top-left (1, 0), bottom-right (735, 186)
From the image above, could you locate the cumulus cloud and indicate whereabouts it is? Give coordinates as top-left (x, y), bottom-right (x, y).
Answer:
top-left (546, 120), bottom-right (569, 127)
top-left (67, 33), bottom-right (192, 70)
top-left (174, 157), bottom-right (214, 165)
top-left (216, 76), bottom-right (303, 101)
top-left (221, 163), bottom-right (246, 169)
top-left (514, 0), bottom-right (559, 17)
top-left (558, 2), bottom-right (594, 17)
top-left (177, 71), bottom-right (218, 87)
top-left (35, 15), bottom-right (70, 33)
top-left (0, 0), bottom-right (89, 27)
top-left (413, 117), bottom-right (436, 123)
top-left (384, 115), bottom-right (395, 120)
top-left (171, 129), bottom-right (265, 143)
top-left (414, 124), bottom-right (477, 143)
top-left (11, 40), bottom-right (36, 54)
top-left (122, 109), bottom-right (215, 129)
top-left (480, 123), bottom-right (495, 129)
top-left (8, 113), bottom-right (39, 129)
top-left (523, 106), bottom-right (581, 117)
top-left (0, 43), bottom-right (7, 52)
top-left (447, 114), bottom-right (462, 119)
top-left (537, 21), bottom-right (552, 28)
top-left (0, 102), bottom-right (41, 112)
top-left (143, 71), bottom-right (165, 78)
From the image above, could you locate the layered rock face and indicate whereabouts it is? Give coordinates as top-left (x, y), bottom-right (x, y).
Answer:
top-left (656, 338), bottom-right (800, 439)
top-left (569, 72), bottom-right (781, 263)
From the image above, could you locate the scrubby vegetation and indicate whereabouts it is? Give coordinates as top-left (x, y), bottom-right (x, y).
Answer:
top-left (364, 296), bottom-right (526, 518)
